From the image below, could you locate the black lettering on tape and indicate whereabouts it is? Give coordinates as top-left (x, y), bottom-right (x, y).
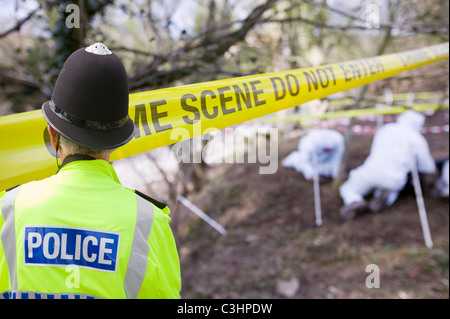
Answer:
top-left (304, 68), bottom-right (336, 90)
top-left (150, 99), bottom-right (173, 133)
top-left (339, 64), bottom-right (352, 82)
top-left (217, 86), bottom-right (235, 115)
top-left (134, 103), bottom-right (151, 138)
top-left (270, 76), bottom-right (287, 101)
top-left (365, 59), bottom-right (378, 76)
top-left (430, 45), bottom-right (447, 59)
top-left (233, 83), bottom-right (252, 111)
top-left (316, 68), bottom-right (330, 88)
top-left (397, 49), bottom-right (431, 67)
top-left (201, 90), bottom-right (219, 119)
top-left (250, 80), bottom-right (266, 106)
top-left (348, 63), bottom-right (361, 81)
top-left (357, 60), bottom-right (368, 78)
top-left (303, 70), bottom-right (319, 91)
top-left (285, 74), bottom-right (300, 96)
top-left (324, 66), bottom-right (337, 85)
top-left (373, 57), bottom-right (384, 73)
top-left (397, 53), bottom-right (408, 67)
top-left (181, 94), bottom-right (200, 124)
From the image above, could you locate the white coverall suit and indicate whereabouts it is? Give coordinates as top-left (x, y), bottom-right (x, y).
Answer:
top-left (434, 159), bottom-right (449, 198)
top-left (440, 160), bottom-right (449, 197)
top-left (283, 129), bottom-right (345, 180)
top-left (339, 110), bottom-right (436, 207)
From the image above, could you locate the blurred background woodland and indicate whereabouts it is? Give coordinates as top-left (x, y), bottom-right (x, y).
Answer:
top-left (0, 0), bottom-right (448, 298)
top-left (1, 0), bottom-right (448, 114)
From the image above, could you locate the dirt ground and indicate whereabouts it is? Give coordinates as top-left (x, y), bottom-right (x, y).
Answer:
top-left (171, 109), bottom-right (449, 299)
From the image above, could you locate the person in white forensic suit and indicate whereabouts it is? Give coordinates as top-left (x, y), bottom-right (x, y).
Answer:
top-left (283, 129), bottom-right (345, 181)
top-left (339, 110), bottom-right (436, 219)
top-left (432, 158), bottom-right (449, 199)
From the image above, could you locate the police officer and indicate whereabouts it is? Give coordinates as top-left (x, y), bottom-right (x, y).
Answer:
top-left (0, 43), bottom-right (181, 299)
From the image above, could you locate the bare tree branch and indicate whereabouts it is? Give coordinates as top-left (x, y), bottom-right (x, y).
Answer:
top-left (128, 0), bottom-right (279, 91)
top-left (0, 7), bottom-right (40, 39)
top-left (301, 0), bottom-right (448, 35)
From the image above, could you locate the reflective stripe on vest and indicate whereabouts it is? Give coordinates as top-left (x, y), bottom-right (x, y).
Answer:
top-left (124, 195), bottom-right (154, 298)
top-left (0, 187), bottom-right (155, 299)
top-left (0, 186), bottom-right (20, 293)
top-left (0, 291), bottom-right (100, 299)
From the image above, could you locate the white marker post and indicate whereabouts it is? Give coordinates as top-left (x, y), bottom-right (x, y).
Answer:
top-left (177, 194), bottom-right (228, 236)
top-left (410, 156), bottom-right (433, 248)
top-left (312, 149), bottom-right (322, 227)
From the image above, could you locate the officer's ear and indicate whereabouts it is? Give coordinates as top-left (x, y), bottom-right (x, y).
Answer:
top-left (47, 125), bottom-right (59, 150)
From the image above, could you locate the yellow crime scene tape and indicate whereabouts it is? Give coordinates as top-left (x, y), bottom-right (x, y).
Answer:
top-left (0, 42), bottom-right (448, 191)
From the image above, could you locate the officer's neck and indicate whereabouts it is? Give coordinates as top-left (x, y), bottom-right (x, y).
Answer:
top-left (59, 149), bottom-right (111, 164)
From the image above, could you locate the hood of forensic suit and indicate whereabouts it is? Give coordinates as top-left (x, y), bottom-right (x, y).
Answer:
top-left (396, 110), bottom-right (425, 132)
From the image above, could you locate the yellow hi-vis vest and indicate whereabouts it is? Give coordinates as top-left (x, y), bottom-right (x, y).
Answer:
top-left (0, 158), bottom-right (181, 299)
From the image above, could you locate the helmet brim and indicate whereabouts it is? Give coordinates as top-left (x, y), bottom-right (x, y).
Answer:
top-left (42, 100), bottom-right (135, 150)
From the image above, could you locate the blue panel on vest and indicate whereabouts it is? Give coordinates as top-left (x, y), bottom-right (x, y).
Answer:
top-left (24, 226), bottom-right (120, 272)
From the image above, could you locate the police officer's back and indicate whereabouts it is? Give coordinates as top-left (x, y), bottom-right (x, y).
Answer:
top-left (0, 43), bottom-right (181, 299)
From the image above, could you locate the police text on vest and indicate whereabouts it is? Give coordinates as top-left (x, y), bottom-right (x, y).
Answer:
top-left (24, 226), bottom-right (120, 272)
